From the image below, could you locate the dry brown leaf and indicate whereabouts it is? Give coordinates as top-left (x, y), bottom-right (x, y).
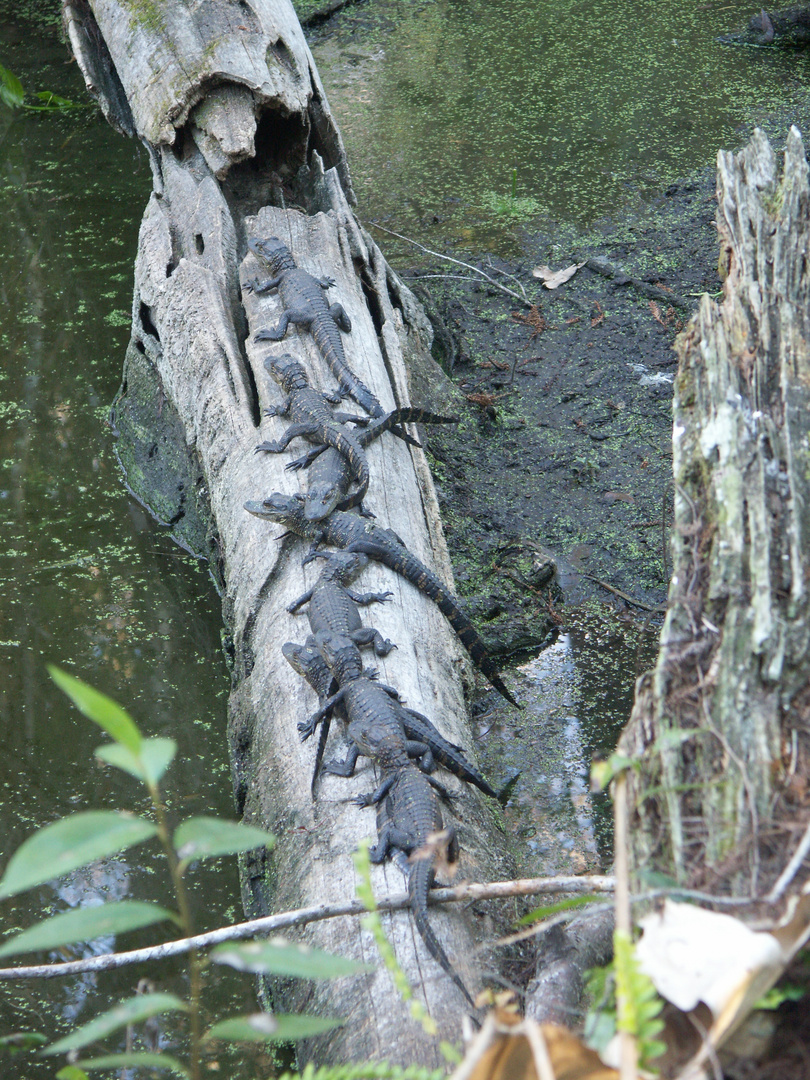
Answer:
top-left (532, 262), bottom-right (586, 289)
top-left (451, 1011), bottom-right (619, 1080)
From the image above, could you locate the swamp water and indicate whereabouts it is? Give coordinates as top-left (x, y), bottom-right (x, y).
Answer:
top-left (0, 0), bottom-right (805, 1068)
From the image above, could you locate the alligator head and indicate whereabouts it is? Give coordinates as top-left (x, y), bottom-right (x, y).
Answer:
top-left (312, 549), bottom-right (369, 585)
top-left (264, 352), bottom-right (308, 393)
top-left (313, 629), bottom-right (364, 683)
top-left (244, 491), bottom-right (304, 522)
top-left (247, 236), bottom-right (291, 272)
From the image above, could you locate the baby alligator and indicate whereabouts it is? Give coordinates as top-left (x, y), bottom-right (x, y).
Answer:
top-left (288, 550), bottom-right (395, 658)
top-left (244, 493), bottom-right (520, 709)
top-left (303, 632), bottom-right (436, 778)
top-left (351, 719), bottom-right (475, 1008)
top-left (289, 407), bottom-right (459, 522)
top-left (299, 629), bottom-right (500, 799)
top-left (257, 354), bottom-right (372, 517)
top-left (246, 236), bottom-right (383, 418)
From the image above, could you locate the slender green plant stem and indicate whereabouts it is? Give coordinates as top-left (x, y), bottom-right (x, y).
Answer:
top-left (149, 783), bottom-right (202, 1080)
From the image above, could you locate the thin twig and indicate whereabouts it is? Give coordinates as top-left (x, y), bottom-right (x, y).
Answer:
top-left (0, 874), bottom-right (614, 980)
top-left (766, 816), bottom-right (810, 902)
top-left (485, 257), bottom-right (528, 302)
top-left (369, 222), bottom-right (532, 307)
top-left (579, 572), bottom-right (666, 613)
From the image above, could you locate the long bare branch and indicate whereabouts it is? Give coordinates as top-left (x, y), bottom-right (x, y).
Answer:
top-left (369, 222), bottom-right (533, 307)
top-left (0, 874), bottom-right (614, 980)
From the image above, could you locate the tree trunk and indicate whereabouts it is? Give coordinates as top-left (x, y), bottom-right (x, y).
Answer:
top-left (620, 127), bottom-right (810, 897)
top-left (65, 0), bottom-right (514, 1066)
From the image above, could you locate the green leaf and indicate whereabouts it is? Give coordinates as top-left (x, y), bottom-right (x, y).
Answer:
top-left (0, 1031), bottom-right (48, 1055)
top-left (590, 752), bottom-right (634, 792)
top-left (0, 900), bottom-right (177, 958)
top-left (517, 894), bottom-right (600, 925)
top-left (204, 1013), bottom-right (343, 1044)
top-left (56, 1068), bottom-right (91, 1080)
top-left (174, 817), bottom-right (274, 870)
top-left (48, 667), bottom-right (142, 752)
top-left (73, 1053), bottom-right (190, 1077)
top-left (96, 738), bottom-right (177, 786)
top-left (31, 91), bottom-right (79, 109)
top-left (0, 811), bottom-right (158, 899)
top-left (44, 993), bottom-right (188, 1055)
top-left (212, 938), bottom-right (371, 979)
top-left (755, 985), bottom-right (806, 1010)
top-left (0, 63), bottom-right (24, 108)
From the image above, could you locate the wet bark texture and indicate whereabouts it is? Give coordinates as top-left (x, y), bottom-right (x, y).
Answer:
top-left (620, 128), bottom-right (810, 896)
top-left (65, 0), bottom-right (515, 1065)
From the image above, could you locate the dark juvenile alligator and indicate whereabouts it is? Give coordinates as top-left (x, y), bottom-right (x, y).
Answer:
top-left (257, 354), bottom-right (372, 518)
top-left (246, 236), bottom-right (384, 418)
top-left (244, 493), bottom-right (521, 709)
top-left (301, 632), bottom-right (436, 778)
top-left (298, 629), bottom-right (502, 799)
top-left (282, 638), bottom-right (343, 795)
top-left (349, 718), bottom-right (475, 1008)
top-left (288, 407), bottom-right (459, 521)
top-left (288, 550), bottom-right (395, 657)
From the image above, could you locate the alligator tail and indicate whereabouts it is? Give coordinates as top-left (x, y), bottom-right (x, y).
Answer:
top-left (410, 858), bottom-right (475, 1008)
top-left (358, 408), bottom-right (459, 450)
top-left (310, 314), bottom-right (384, 417)
top-left (329, 429), bottom-right (370, 509)
top-left (347, 538), bottom-right (521, 709)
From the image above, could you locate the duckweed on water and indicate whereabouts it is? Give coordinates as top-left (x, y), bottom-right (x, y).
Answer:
top-left (311, 0), bottom-right (804, 254)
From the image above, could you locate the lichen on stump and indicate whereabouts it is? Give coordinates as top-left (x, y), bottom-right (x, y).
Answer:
top-left (621, 127), bottom-right (810, 896)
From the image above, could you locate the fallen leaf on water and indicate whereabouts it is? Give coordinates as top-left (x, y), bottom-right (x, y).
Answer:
top-left (533, 262), bottom-right (586, 289)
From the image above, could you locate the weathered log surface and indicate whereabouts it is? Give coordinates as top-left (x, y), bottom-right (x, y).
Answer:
top-left (67, 0), bottom-right (517, 1066)
top-left (621, 128), bottom-right (810, 895)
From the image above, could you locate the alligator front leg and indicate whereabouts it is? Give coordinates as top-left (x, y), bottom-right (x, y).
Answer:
top-left (256, 422), bottom-right (319, 455)
top-left (245, 274), bottom-right (282, 294)
top-left (263, 395), bottom-right (292, 420)
top-left (298, 687), bottom-right (346, 739)
top-left (352, 772), bottom-right (397, 808)
top-left (323, 742), bottom-right (361, 777)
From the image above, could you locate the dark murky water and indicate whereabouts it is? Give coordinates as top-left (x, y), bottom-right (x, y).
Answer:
top-left (0, 0), bottom-right (805, 1067)
top-left (311, 0), bottom-right (805, 254)
top-left (0, 8), bottom-right (267, 1075)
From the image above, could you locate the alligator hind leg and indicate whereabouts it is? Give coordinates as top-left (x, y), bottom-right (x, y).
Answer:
top-left (255, 306), bottom-right (315, 342)
top-left (350, 627), bottom-right (396, 657)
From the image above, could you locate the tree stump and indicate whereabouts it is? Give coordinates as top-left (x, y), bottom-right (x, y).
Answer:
top-left (621, 127), bottom-right (810, 898)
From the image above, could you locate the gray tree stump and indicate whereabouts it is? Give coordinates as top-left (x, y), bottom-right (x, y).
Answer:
top-left (65, 0), bottom-right (514, 1066)
top-left (620, 127), bottom-right (810, 897)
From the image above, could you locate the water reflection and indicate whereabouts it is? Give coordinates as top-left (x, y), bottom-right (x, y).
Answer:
top-left (476, 608), bottom-right (658, 874)
top-left (0, 7), bottom-right (249, 1071)
top-left (311, 0), bottom-right (804, 254)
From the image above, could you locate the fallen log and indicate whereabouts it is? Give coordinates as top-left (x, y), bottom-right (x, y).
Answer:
top-left (65, 0), bottom-right (516, 1066)
top-left (620, 127), bottom-right (810, 899)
